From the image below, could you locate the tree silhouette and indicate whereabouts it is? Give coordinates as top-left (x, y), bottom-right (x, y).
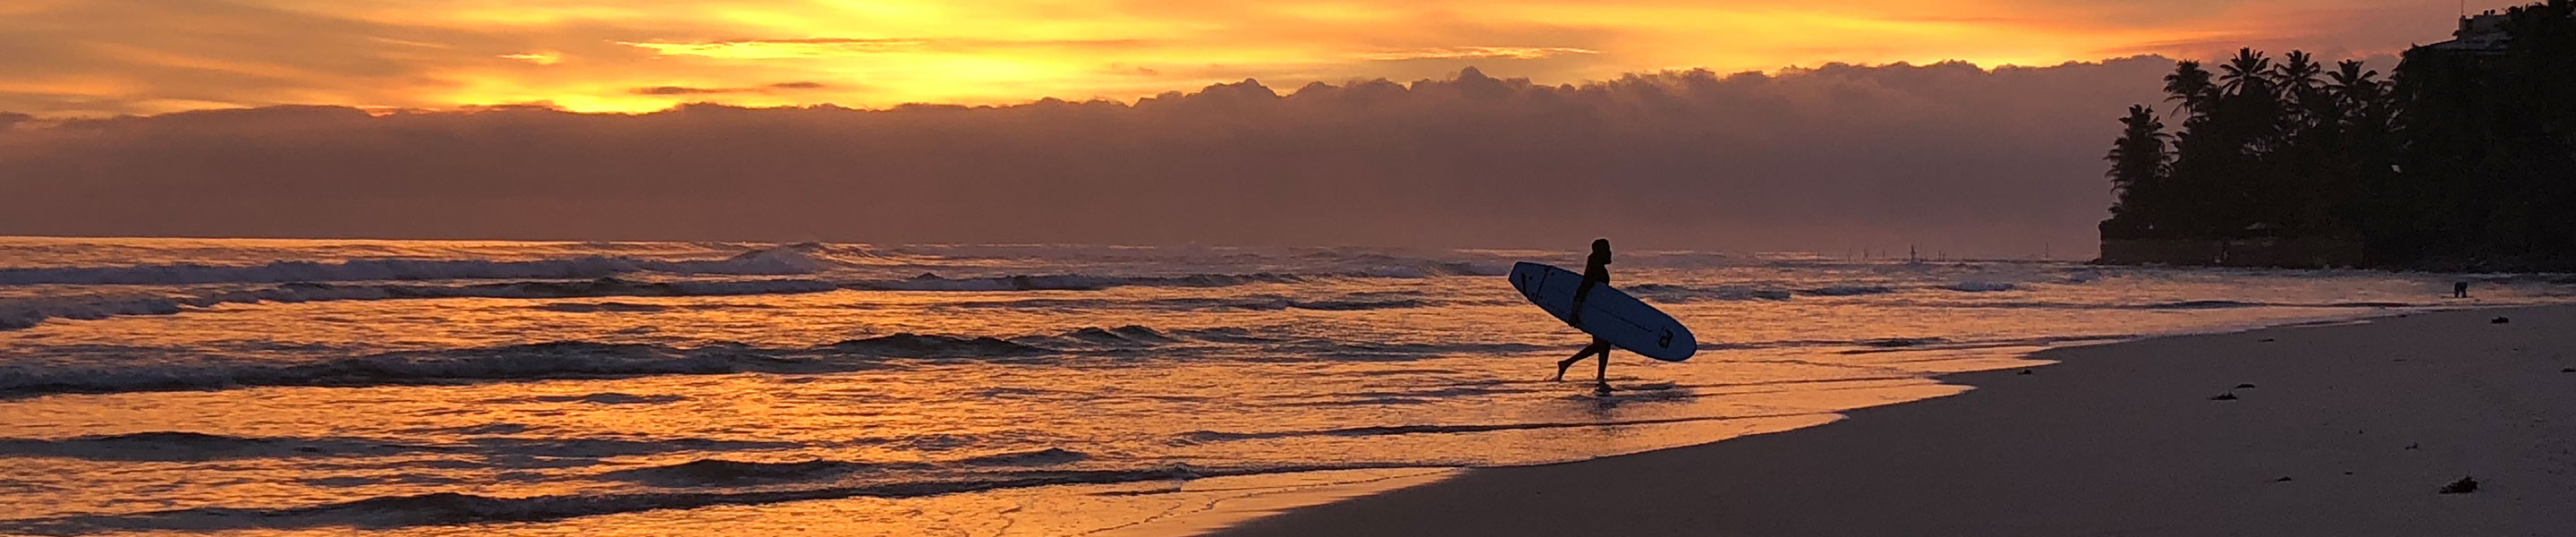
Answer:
top-left (2104, 105), bottom-right (2173, 232)
top-left (2162, 61), bottom-right (2218, 115)
top-left (2105, 1), bottom-right (2576, 269)
top-left (2325, 61), bottom-right (2384, 113)
top-left (2217, 48), bottom-right (2276, 98)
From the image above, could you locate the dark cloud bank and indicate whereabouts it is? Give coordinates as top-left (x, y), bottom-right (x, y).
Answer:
top-left (0, 58), bottom-right (2175, 256)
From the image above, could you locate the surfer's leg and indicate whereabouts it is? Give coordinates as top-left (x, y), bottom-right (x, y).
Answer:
top-left (1552, 345), bottom-right (1600, 381)
top-left (1591, 340), bottom-right (1613, 391)
top-left (1555, 340), bottom-right (1597, 389)
top-left (1546, 351), bottom-right (1587, 381)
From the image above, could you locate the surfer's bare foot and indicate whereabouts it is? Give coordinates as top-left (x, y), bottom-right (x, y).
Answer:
top-left (1593, 383), bottom-right (1613, 394)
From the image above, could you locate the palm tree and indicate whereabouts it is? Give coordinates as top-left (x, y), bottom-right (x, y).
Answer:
top-left (2325, 62), bottom-right (2377, 101)
top-left (2274, 51), bottom-right (2325, 98)
top-left (2218, 48), bottom-right (2275, 98)
top-left (2162, 61), bottom-right (2217, 115)
top-left (2106, 105), bottom-right (2174, 223)
top-left (2325, 60), bottom-right (2383, 116)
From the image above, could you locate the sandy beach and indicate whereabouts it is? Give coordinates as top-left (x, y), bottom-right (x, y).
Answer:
top-left (1216, 304), bottom-right (2576, 536)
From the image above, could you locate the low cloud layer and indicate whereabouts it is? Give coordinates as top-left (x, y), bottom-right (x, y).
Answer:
top-left (0, 0), bottom-right (2510, 116)
top-left (0, 59), bottom-right (2184, 256)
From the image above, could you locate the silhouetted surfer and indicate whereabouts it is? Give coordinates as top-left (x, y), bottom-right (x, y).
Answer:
top-left (1549, 238), bottom-right (1616, 394)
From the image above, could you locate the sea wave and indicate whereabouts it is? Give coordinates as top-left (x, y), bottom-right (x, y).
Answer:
top-left (844, 272), bottom-right (1303, 292)
top-left (0, 277), bottom-right (838, 331)
top-left (1009, 326), bottom-right (1181, 349)
top-left (597, 459), bottom-right (897, 487)
top-left (1870, 298), bottom-right (2429, 311)
top-left (0, 271), bottom-right (1346, 331)
top-left (0, 247), bottom-right (829, 286)
top-left (954, 447), bottom-right (1090, 467)
top-left (1623, 284), bottom-right (1795, 303)
top-left (0, 329), bottom-right (1233, 397)
top-left (1617, 283), bottom-right (1928, 303)
top-left (0, 431), bottom-right (420, 461)
top-left (1942, 281), bottom-right (2020, 292)
top-left (941, 294), bottom-right (1431, 312)
top-left (604, 448), bottom-right (1097, 487)
top-left (0, 342), bottom-right (789, 397)
top-left (0, 463), bottom-right (1406, 535)
top-left (1175, 411), bottom-right (1828, 443)
top-left (826, 334), bottom-right (1051, 357)
top-left (1798, 285), bottom-right (1898, 296)
top-left (0, 326), bottom-right (2182, 398)
top-left (0, 431), bottom-right (804, 462)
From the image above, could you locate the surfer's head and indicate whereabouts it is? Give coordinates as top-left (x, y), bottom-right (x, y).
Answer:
top-left (1591, 238), bottom-right (1611, 261)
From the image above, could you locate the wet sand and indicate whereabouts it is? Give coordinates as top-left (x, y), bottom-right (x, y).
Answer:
top-left (1214, 304), bottom-right (2576, 536)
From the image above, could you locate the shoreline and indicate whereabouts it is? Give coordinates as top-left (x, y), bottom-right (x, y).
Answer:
top-left (1207, 303), bottom-right (2576, 536)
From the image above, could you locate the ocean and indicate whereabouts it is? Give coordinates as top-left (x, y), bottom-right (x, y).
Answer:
top-left (2, 237), bottom-right (2567, 536)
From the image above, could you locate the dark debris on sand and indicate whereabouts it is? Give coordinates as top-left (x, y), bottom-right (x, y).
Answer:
top-left (2234, 383), bottom-right (2258, 388)
top-left (2440, 476), bottom-right (2479, 494)
top-left (2492, 316), bottom-right (2512, 324)
top-left (2209, 392), bottom-right (2239, 401)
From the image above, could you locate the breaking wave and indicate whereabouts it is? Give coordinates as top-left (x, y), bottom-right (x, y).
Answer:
top-left (1623, 284), bottom-right (1795, 303)
top-left (826, 334), bottom-right (1051, 357)
top-left (0, 247), bottom-right (830, 286)
top-left (845, 272), bottom-right (1301, 292)
top-left (0, 342), bottom-right (747, 397)
top-left (1798, 285), bottom-right (1897, 296)
top-left (955, 448), bottom-right (1090, 467)
top-left (599, 448), bottom-right (1099, 487)
top-left (597, 459), bottom-right (895, 487)
top-left (0, 272), bottom-right (1381, 331)
top-left (0, 277), bottom-right (837, 331)
top-left (0, 336), bottom-right (1063, 397)
top-left (1943, 281), bottom-right (2020, 292)
top-left (0, 431), bottom-right (805, 462)
top-left (0, 431), bottom-right (420, 461)
top-left (1176, 411), bottom-right (1829, 443)
top-left (0, 463), bottom-right (1409, 535)
top-left (0, 268), bottom-right (1446, 331)
top-left (0, 326), bottom-right (1301, 397)
top-left (942, 294), bottom-right (1430, 312)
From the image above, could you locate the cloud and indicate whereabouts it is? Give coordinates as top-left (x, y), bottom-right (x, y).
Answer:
top-left (1, 0), bottom-right (2521, 118)
top-left (630, 81), bottom-right (834, 95)
top-left (616, 38), bottom-right (928, 58)
top-left (0, 57), bottom-right (2212, 255)
top-left (1357, 47), bottom-right (1601, 61)
top-left (631, 86), bottom-right (746, 95)
top-left (615, 38), bottom-right (1158, 59)
top-left (499, 51), bottom-right (562, 64)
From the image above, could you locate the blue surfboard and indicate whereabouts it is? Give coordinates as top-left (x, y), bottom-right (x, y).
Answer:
top-left (1507, 261), bottom-right (1698, 362)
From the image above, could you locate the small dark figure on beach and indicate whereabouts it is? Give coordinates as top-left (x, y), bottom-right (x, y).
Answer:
top-left (1550, 239), bottom-right (1616, 394)
top-left (2453, 282), bottom-right (2470, 298)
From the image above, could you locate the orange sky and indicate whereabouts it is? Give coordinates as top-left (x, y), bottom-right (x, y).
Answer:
top-left (0, 0), bottom-right (2528, 117)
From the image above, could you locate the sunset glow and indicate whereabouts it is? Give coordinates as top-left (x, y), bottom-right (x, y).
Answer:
top-left (0, 0), bottom-right (2527, 116)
